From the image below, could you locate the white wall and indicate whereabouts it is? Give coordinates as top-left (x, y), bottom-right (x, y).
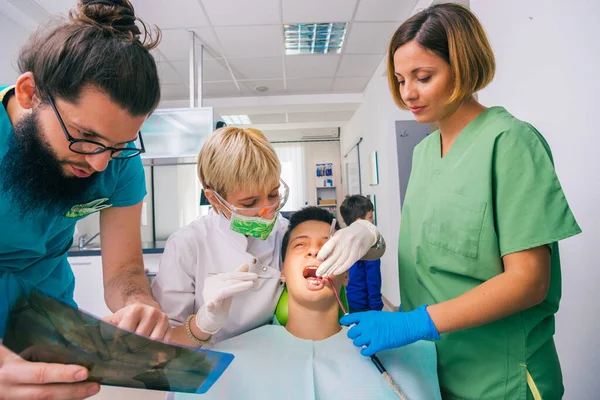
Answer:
top-left (471, 1), bottom-right (599, 397)
top-left (140, 165), bottom-right (154, 244)
top-left (341, 66), bottom-right (416, 306)
top-left (152, 164), bottom-right (201, 241)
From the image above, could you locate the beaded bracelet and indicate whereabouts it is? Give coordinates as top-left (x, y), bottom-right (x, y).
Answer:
top-left (185, 314), bottom-right (212, 346)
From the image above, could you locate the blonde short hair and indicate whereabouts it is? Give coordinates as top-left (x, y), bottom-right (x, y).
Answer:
top-left (387, 3), bottom-right (495, 108)
top-left (197, 127), bottom-right (280, 197)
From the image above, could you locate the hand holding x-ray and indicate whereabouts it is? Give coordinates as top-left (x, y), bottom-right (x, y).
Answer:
top-left (0, 344), bottom-right (99, 399)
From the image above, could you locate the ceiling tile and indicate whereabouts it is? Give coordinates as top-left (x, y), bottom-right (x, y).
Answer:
top-left (133, 0), bottom-right (210, 29)
top-left (169, 59), bottom-right (233, 83)
top-left (33, 0), bottom-right (66, 14)
top-left (203, 59), bottom-right (234, 82)
top-left (193, 27), bottom-right (223, 59)
top-left (344, 22), bottom-right (398, 54)
top-left (202, 0), bottom-right (281, 26)
top-left (0, 15), bottom-right (29, 82)
top-left (282, 0), bottom-right (358, 24)
top-left (160, 83), bottom-right (190, 101)
top-left (332, 76), bottom-right (370, 92)
top-left (354, 0), bottom-right (418, 22)
top-left (215, 25), bottom-right (283, 58)
top-left (204, 81), bottom-right (242, 98)
top-left (151, 50), bottom-right (164, 63)
top-left (286, 78), bottom-right (333, 93)
top-left (285, 55), bottom-right (340, 79)
top-left (156, 29), bottom-right (195, 62)
top-left (247, 113), bottom-right (288, 124)
top-left (155, 28), bottom-right (222, 62)
top-left (240, 80), bottom-right (286, 96)
top-left (228, 57), bottom-right (284, 80)
top-left (157, 62), bottom-right (186, 85)
top-left (7, 0), bottom-right (50, 23)
top-left (337, 54), bottom-right (382, 77)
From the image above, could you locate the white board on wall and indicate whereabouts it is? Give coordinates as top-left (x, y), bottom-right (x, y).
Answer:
top-left (344, 146), bottom-right (361, 195)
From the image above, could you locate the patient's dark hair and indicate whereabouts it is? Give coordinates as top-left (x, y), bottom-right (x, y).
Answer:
top-left (340, 195), bottom-right (373, 226)
top-left (281, 206), bottom-right (340, 262)
top-left (18, 0), bottom-right (161, 116)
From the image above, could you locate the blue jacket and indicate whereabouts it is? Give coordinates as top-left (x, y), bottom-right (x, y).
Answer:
top-left (346, 259), bottom-right (383, 311)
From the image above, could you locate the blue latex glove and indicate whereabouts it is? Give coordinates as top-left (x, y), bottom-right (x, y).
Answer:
top-left (340, 305), bottom-right (440, 356)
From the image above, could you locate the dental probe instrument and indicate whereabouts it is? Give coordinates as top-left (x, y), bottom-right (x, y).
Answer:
top-left (326, 277), bottom-right (408, 400)
top-left (322, 221), bottom-right (409, 400)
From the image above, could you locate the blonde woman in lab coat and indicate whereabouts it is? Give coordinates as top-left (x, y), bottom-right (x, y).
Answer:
top-left (152, 127), bottom-right (384, 346)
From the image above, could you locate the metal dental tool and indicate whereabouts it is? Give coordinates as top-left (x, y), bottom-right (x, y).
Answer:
top-left (323, 217), bottom-right (409, 399)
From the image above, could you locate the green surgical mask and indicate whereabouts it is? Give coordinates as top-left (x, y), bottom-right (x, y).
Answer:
top-left (229, 211), bottom-right (279, 240)
top-left (209, 179), bottom-right (289, 240)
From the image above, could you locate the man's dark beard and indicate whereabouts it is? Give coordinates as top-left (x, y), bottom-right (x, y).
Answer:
top-left (0, 112), bottom-right (98, 218)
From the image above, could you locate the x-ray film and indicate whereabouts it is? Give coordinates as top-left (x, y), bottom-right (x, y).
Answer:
top-left (2, 289), bottom-right (233, 394)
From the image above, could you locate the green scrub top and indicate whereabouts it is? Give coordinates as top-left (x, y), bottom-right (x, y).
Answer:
top-left (398, 107), bottom-right (581, 400)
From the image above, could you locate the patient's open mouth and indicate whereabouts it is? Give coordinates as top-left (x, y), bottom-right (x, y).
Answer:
top-left (303, 266), bottom-right (319, 279)
top-left (302, 266), bottom-right (324, 289)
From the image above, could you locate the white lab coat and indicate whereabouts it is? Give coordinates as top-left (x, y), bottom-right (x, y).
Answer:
top-left (152, 210), bottom-right (288, 344)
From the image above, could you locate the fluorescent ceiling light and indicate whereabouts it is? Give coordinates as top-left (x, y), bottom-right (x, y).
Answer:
top-left (222, 115), bottom-right (252, 125)
top-left (284, 22), bottom-right (348, 55)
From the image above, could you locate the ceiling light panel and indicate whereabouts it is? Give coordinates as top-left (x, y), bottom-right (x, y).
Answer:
top-left (222, 115), bottom-right (252, 125)
top-left (284, 22), bottom-right (348, 55)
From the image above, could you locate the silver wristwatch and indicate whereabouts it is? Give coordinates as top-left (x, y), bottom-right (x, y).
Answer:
top-left (373, 232), bottom-right (386, 251)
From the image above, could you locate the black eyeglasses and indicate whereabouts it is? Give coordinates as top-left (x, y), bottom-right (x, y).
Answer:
top-left (47, 95), bottom-right (145, 160)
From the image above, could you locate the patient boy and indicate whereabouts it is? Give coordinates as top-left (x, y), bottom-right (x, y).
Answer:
top-left (175, 207), bottom-right (441, 400)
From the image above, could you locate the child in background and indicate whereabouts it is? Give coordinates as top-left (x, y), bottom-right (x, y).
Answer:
top-left (340, 195), bottom-right (383, 313)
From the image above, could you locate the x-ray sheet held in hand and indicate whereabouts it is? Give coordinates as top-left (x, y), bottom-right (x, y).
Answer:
top-left (1, 288), bottom-right (233, 394)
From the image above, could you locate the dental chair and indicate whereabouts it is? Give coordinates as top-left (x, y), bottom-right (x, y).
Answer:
top-left (274, 285), bottom-right (349, 326)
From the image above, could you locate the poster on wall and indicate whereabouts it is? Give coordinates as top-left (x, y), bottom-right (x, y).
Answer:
top-left (344, 144), bottom-right (361, 196)
top-left (346, 162), bottom-right (361, 195)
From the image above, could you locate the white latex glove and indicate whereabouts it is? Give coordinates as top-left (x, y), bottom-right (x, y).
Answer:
top-left (195, 264), bottom-right (258, 334)
top-left (316, 219), bottom-right (379, 277)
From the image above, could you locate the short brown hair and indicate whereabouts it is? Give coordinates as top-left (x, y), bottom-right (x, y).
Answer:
top-left (387, 3), bottom-right (495, 109)
top-left (197, 127), bottom-right (280, 198)
top-left (18, 0), bottom-right (161, 116)
top-left (340, 195), bottom-right (373, 226)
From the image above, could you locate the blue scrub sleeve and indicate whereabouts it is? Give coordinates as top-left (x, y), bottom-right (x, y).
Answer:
top-left (108, 156), bottom-right (147, 208)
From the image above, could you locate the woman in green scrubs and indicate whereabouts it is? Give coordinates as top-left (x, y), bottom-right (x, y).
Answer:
top-left (335, 4), bottom-right (581, 399)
